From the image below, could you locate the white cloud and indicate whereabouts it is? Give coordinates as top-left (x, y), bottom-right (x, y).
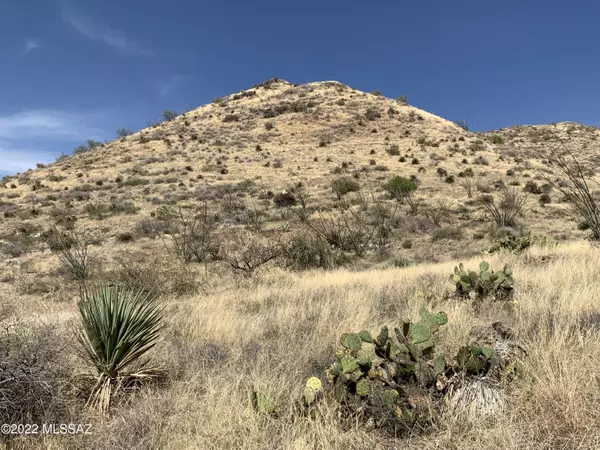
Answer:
top-left (61, 4), bottom-right (152, 56)
top-left (23, 38), bottom-right (40, 55)
top-left (0, 110), bottom-right (107, 174)
top-left (0, 110), bottom-right (103, 141)
top-left (0, 146), bottom-right (53, 173)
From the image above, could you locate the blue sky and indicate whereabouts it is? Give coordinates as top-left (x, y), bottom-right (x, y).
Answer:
top-left (2, 0), bottom-right (600, 176)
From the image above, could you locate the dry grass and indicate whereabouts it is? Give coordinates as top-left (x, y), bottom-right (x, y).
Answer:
top-left (5, 241), bottom-right (600, 449)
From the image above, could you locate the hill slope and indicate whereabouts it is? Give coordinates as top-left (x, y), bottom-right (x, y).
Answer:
top-left (1, 78), bottom-right (600, 272)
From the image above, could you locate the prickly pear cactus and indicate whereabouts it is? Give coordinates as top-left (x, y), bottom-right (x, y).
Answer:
top-left (305, 307), bottom-right (452, 432)
top-left (303, 377), bottom-right (323, 406)
top-left (302, 306), bottom-right (523, 434)
top-left (450, 260), bottom-right (514, 300)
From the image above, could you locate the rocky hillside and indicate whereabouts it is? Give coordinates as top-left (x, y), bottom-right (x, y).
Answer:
top-left (1, 78), bottom-right (599, 281)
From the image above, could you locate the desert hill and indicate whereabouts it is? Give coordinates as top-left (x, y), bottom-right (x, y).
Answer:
top-left (2, 78), bottom-right (600, 449)
top-left (1, 78), bottom-right (598, 264)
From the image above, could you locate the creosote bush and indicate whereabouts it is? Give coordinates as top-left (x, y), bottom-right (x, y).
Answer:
top-left (331, 177), bottom-right (360, 199)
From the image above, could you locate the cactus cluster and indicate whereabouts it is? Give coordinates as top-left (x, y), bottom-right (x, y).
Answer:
top-left (484, 231), bottom-right (532, 255)
top-left (303, 308), bottom-right (518, 433)
top-left (306, 307), bottom-right (450, 430)
top-left (450, 261), bottom-right (514, 299)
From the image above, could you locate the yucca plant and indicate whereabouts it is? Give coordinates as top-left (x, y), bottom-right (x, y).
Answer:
top-left (77, 284), bottom-right (164, 412)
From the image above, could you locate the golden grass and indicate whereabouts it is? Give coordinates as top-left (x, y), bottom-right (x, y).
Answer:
top-left (12, 240), bottom-right (596, 449)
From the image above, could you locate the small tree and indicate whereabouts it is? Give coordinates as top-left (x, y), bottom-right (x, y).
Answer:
top-left (162, 110), bottom-right (178, 122)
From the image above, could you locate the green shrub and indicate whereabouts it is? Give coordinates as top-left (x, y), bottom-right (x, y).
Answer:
top-left (381, 176), bottom-right (416, 202)
top-left (282, 235), bottom-right (336, 270)
top-left (162, 110), bottom-right (178, 122)
top-left (488, 134), bottom-right (504, 144)
top-left (331, 177), bottom-right (360, 199)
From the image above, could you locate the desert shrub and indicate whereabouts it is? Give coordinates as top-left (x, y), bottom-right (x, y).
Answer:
top-left (458, 176), bottom-right (474, 198)
top-left (543, 151), bottom-right (600, 239)
top-left (436, 167), bottom-right (448, 178)
top-left (523, 180), bottom-right (543, 194)
top-left (365, 107), bottom-right (381, 121)
top-left (307, 196), bottom-right (397, 256)
top-left (488, 134), bottom-right (504, 144)
top-left (381, 176), bottom-right (416, 202)
top-left (539, 193), bottom-right (552, 206)
top-left (222, 114), bottom-right (240, 122)
top-left (0, 320), bottom-right (77, 426)
top-left (85, 202), bottom-right (111, 220)
top-left (77, 284), bottom-right (164, 412)
top-left (225, 236), bottom-right (281, 276)
top-left (162, 110), bottom-right (178, 122)
top-left (109, 252), bottom-right (197, 297)
top-left (47, 228), bottom-right (91, 280)
top-left (73, 139), bottom-right (102, 155)
top-left (450, 261), bottom-right (514, 300)
top-left (480, 188), bottom-right (527, 227)
top-left (303, 307), bottom-right (519, 435)
top-left (458, 167), bottom-right (474, 178)
top-left (473, 155), bottom-right (489, 165)
top-left (423, 200), bottom-right (450, 227)
top-left (157, 205), bottom-right (220, 263)
top-left (116, 232), bottom-right (135, 243)
top-left (282, 234), bottom-right (336, 270)
top-left (331, 177), bottom-right (360, 199)
top-left (116, 128), bottom-right (133, 138)
top-left (0, 225), bottom-right (38, 257)
top-left (273, 191), bottom-right (297, 208)
top-left (386, 144), bottom-right (400, 156)
top-left (431, 227), bottom-right (463, 242)
top-left (455, 120), bottom-right (469, 131)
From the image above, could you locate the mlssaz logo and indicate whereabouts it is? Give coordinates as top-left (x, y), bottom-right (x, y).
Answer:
top-left (42, 424), bottom-right (92, 435)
